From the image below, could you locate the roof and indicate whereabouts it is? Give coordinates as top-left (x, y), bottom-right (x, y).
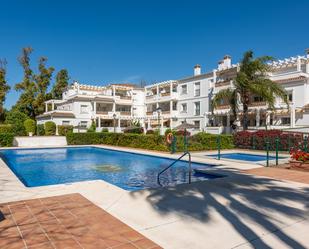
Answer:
top-left (37, 111), bottom-right (75, 119)
top-left (274, 76), bottom-right (307, 84)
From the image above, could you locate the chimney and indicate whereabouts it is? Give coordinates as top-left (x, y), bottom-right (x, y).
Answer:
top-left (194, 64), bottom-right (201, 76)
top-left (218, 60), bottom-right (224, 70)
top-left (223, 55), bottom-right (232, 69)
top-left (306, 48), bottom-right (309, 58)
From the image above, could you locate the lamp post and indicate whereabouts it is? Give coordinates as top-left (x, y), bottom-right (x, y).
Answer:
top-left (156, 107), bottom-right (163, 135)
top-left (113, 113), bottom-right (117, 133)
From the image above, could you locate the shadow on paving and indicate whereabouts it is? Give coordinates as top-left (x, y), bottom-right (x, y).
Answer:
top-left (130, 168), bottom-right (309, 248)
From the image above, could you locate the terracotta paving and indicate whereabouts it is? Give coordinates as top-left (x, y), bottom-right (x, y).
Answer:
top-left (0, 193), bottom-right (161, 249)
top-left (245, 167), bottom-right (309, 184)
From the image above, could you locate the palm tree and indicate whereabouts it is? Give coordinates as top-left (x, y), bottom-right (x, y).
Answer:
top-left (212, 50), bottom-right (288, 130)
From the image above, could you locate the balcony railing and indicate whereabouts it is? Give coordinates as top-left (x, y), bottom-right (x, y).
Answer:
top-left (120, 111), bottom-right (131, 116)
top-left (249, 101), bottom-right (266, 107)
top-left (215, 80), bottom-right (231, 87)
top-left (96, 111), bottom-right (109, 115)
top-left (119, 96), bottom-right (132, 100)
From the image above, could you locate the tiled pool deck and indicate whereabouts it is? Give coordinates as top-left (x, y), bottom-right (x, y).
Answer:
top-left (0, 193), bottom-right (160, 249)
top-left (0, 146), bottom-right (308, 249)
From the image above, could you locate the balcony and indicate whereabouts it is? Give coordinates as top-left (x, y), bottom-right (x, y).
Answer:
top-left (249, 101), bottom-right (266, 107)
top-left (120, 111), bottom-right (131, 116)
top-left (145, 92), bottom-right (178, 103)
top-left (215, 80), bottom-right (231, 88)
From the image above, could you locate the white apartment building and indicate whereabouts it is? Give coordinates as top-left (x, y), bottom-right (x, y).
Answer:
top-left (37, 49), bottom-right (309, 134)
top-left (37, 82), bottom-right (145, 132)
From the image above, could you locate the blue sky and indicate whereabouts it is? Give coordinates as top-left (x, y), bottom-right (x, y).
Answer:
top-left (1, 0), bottom-right (309, 108)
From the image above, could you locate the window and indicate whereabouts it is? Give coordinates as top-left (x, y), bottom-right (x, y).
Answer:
top-left (80, 105), bottom-right (88, 114)
top-left (194, 121), bottom-right (200, 129)
top-left (62, 121), bottom-right (70, 125)
top-left (194, 82), bottom-right (200, 96)
top-left (181, 103), bottom-right (187, 113)
top-left (194, 102), bottom-right (200, 116)
top-left (253, 96), bottom-right (263, 102)
top-left (172, 102), bottom-right (177, 111)
top-left (181, 85), bottom-right (187, 94)
top-left (284, 93), bottom-right (293, 102)
top-left (281, 117), bottom-right (290, 125)
top-left (80, 121), bottom-right (88, 128)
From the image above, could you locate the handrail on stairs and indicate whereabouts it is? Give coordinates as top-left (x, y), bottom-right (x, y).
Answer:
top-left (157, 151), bottom-right (192, 186)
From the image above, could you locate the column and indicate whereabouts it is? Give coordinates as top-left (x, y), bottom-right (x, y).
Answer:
top-left (256, 109), bottom-right (260, 127)
top-left (51, 101), bottom-right (54, 111)
top-left (117, 118), bottom-right (121, 133)
top-left (160, 117), bottom-right (164, 135)
top-left (156, 85), bottom-right (159, 96)
top-left (266, 111), bottom-right (271, 128)
top-left (45, 103), bottom-right (48, 112)
top-left (93, 101), bottom-right (96, 114)
top-left (170, 100), bottom-right (173, 113)
top-left (148, 118), bottom-right (151, 130)
top-left (98, 116), bottom-right (101, 128)
top-left (290, 103), bottom-right (296, 128)
top-left (227, 113), bottom-right (231, 133)
top-left (170, 118), bottom-right (173, 129)
top-left (113, 102), bottom-right (116, 112)
top-left (297, 56), bottom-right (301, 71)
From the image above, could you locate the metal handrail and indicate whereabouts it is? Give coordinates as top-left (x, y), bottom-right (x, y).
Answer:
top-left (157, 152), bottom-right (192, 186)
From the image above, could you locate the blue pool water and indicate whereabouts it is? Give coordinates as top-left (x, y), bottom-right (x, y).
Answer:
top-left (207, 153), bottom-right (284, 162)
top-left (0, 147), bottom-right (223, 190)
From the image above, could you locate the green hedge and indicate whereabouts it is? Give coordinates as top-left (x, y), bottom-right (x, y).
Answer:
top-left (66, 132), bottom-right (234, 152)
top-left (37, 124), bottom-right (45, 136)
top-left (24, 119), bottom-right (36, 135)
top-left (0, 133), bottom-right (14, 147)
top-left (0, 124), bottom-right (13, 133)
top-left (45, 121), bottom-right (56, 135)
top-left (58, 125), bottom-right (73, 136)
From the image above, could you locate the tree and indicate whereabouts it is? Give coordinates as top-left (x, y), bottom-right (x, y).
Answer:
top-left (212, 50), bottom-right (288, 130)
top-left (5, 109), bottom-right (28, 135)
top-left (14, 47), bottom-right (54, 118)
top-left (52, 69), bottom-right (69, 99)
top-left (0, 59), bottom-right (11, 120)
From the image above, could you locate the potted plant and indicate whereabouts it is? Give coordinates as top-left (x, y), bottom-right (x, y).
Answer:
top-left (289, 149), bottom-right (309, 170)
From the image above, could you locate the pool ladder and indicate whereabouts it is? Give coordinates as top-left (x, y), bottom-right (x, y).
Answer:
top-left (157, 151), bottom-right (192, 187)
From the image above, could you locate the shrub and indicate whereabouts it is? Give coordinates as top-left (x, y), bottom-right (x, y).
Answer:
top-left (24, 119), bottom-right (36, 135)
top-left (164, 128), bottom-right (176, 136)
top-left (45, 121), bottom-right (56, 135)
top-left (0, 133), bottom-right (14, 147)
top-left (37, 124), bottom-right (45, 136)
top-left (0, 124), bottom-right (13, 133)
top-left (234, 130), bottom-right (303, 151)
top-left (58, 125), bottom-right (73, 136)
top-left (101, 128), bottom-right (109, 133)
top-left (175, 129), bottom-right (191, 136)
top-left (66, 132), bottom-right (234, 152)
top-left (123, 127), bottom-right (144, 134)
top-left (5, 110), bottom-right (28, 136)
top-left (146, 129), bottom-right (154, 135)
top-left (290, 149), bottom-right (309, 162)
top-left (87, 120), bottom-right (96, 133)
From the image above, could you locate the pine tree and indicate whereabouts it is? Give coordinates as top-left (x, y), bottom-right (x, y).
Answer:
top-left (52, 69), bottom-right (69, 99)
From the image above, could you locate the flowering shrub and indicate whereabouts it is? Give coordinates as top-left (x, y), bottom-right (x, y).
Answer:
top-left (234, 130), bottom-right (304, 151)
top-left (290, 149), bottom-right (309, 162)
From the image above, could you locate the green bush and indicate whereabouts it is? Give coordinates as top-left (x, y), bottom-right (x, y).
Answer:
top-left (123, 127), bottom-right (144, 134)
top-left (5, 110), bottom-right (28, 136)
top-left (101, 128), bottom-right (109, 133)
top-left (0, 133), bottom-right (14, 147)
top-left (66, 132), bottom-right (234, 152)
top-left (45, 121), bottom-right (56, 135)
top-left (24, 119), bottom-right (36, 135)
top-left (58, 125), bottom-right (73, 136)
top-left (37, 124), bottom-right (45, 136)
top-left (87, 120), bottom-right (96, 133)
top-left (0, 124), bottom-right (13, 133)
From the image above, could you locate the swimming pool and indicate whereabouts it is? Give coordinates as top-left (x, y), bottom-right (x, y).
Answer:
top-left (206, 152), bottom-right (285, 162)
top-left (0, 147), bottom-right (223, 190)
